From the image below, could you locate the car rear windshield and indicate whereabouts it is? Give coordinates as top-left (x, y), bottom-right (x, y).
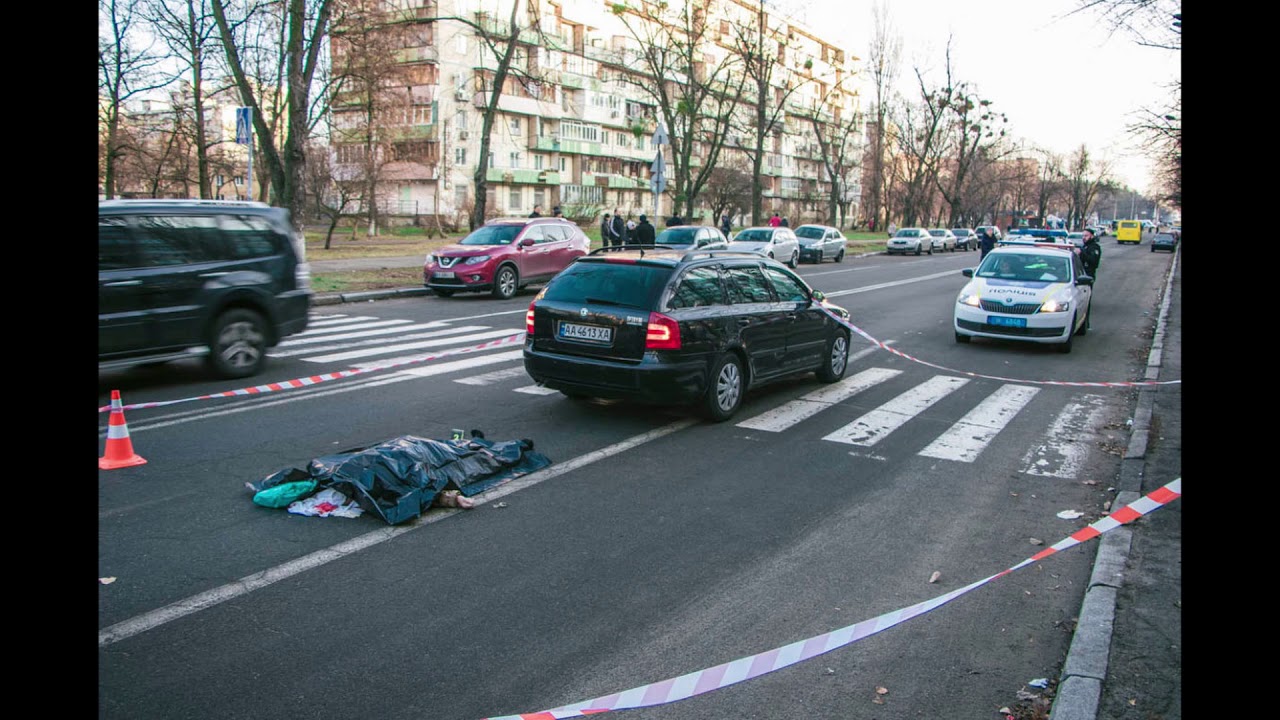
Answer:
top-left (460, 225), bottom-right (521, 245)
top-left (654, 227), bottom-right (700, 245)
top-left (540, 261), bottom-right (673, 309)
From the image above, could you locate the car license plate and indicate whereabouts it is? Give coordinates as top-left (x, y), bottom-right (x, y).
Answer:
top-left (434, 271), bottom-right (455, 279)
top-left (988, 315), bottom-right (1027, 328)
top-left (557, 322), bottom-right (613, 344)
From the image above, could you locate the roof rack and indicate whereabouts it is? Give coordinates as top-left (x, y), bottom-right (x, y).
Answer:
top-left (681, 249), bottom-right (770, 262)
top-left (98, 198), bottom-right (271, 208)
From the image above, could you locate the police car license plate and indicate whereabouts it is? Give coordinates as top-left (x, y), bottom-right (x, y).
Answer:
top-left (558, 322), bottom-right (612, 344)
top-left (434, 271), bottom-right (455, 279)
top-left (988, 315), bottom-right (1026, 328)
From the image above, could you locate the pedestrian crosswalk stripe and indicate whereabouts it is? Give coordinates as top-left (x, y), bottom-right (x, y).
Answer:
top-left (306, 329), bottom-right (519, 364)
top-left (381, 350), bottom-right (526, 377)
top-left (1021, 394), bottom-right (1108, 478)
top-left (292, 318), bottom-right (414, 337)
top-left (918, 384), bottom-right (1040, 462)
top-left (736, 367), bottom-right (902, 432)
top-left (273, 325), bottom-right (485, 357)
top-left (822, 375), bottom-right (969, 446)
top-left (279, 320), bottom-right (454, 346)
top-left (514, 384), bottom-right (558, 395)
top-left (455, 365), bottom-right (530, 385)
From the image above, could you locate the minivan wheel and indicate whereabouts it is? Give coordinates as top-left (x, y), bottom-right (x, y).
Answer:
top-left (208, 308), bottom-right (268, 379)
top-left (701, 354), bottom-right (744, 422)
top-left (816, 330), bottom-right (850, 382)
top-left (492, 265), bottom-right (519, 299)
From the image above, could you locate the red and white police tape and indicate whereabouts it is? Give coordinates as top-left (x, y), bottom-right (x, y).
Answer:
top-left (97, 332), bottom-right (525, 413)
top-left (820, 307), bottom-right (1181, 388)
top-left (481, 477), bottom-right (1182, 720)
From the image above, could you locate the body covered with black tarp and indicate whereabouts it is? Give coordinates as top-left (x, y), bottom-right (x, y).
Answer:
top-left (248, 435), bottom-right (551, 525)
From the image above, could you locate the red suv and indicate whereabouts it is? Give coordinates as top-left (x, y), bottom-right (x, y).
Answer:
top-left (424, 217), bottom-right (589, 299)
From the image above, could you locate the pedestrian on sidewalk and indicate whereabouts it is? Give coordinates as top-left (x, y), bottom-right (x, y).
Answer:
top-left (600, 212), bottom-right (617, 247)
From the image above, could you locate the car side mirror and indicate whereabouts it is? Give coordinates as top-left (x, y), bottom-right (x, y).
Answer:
top-left (521, 237), bottom-right (535, 247)
top-left (962, 268), bottom-right (974, 278)
top-left (1077, 275), bottom-right (1094, 286)
top-left (812, 290), bottom-right (827, 303)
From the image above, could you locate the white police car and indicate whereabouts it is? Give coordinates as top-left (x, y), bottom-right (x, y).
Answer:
top-left (953, 242), bottom-right (1094, 353)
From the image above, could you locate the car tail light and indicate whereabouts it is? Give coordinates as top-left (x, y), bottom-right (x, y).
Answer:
top-left (526, 302), bottom-right (536, 336)
top-left (645, 312), bottom-right (681, 350)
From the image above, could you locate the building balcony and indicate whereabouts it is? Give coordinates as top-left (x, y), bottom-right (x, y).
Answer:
top-left (395, 46), bottom-right (437, 64)
top-left (485, 168), bottom-right (561, 184)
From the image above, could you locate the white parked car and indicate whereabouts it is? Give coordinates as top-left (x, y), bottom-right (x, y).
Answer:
top-left (953, 244), bottom-right (1095, 353)
top-left (927, 228), bottom-right (958, 252)
top-left (727, 226), bottom-right (800, 268)
top-left (887, 227), bottom-right (931, 255)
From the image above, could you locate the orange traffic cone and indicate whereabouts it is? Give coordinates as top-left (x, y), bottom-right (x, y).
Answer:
top-left (99, 390), bottom-right (147, 469)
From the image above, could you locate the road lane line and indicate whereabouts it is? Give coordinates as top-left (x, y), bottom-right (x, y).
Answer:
top-left (822, 375), bottom-right (969, 446)
top-left (918, 384), bottom-right (1040, 462)
top-left (823, 269), bottom-right (958, 297)
top-left (97, 418), bottom-right (698, 647)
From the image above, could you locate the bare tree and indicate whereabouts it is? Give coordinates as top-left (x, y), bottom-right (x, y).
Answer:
top-left (99, 0), bottom-right (173, 198)
top-left (609, 2), bottom-right (746, 219)
top-left (1032, 149), bottom-right (1065, 224)
top-left (863, 1), bottom-right (900, 231)
top-left (1062, 144), bottom-right (1112, 229)
top-left (143, 0), bottom-right (223, 198)
top-left (1130, 88), bottom-right (1180, 208)
top-left (701, 157), bottom-right (754, 228)
top-left (932, 66), bottom-right (1006, 227)
top-left (211, 0), bottom-right (333, 226)
top-left (805, 101), bottom-right (861, 228)
top-left (304, 139), bottom-right (358, 248)
top-left (890, 64), bottom-right (950, 226)
top-left (726, 3), bottom-right (822, 224)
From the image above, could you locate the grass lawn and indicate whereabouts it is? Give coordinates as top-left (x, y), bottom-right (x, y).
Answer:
top-left (306, 225), bottom-right (889, 294)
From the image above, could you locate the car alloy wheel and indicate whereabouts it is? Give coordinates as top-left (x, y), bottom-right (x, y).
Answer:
top-left (816, 331), bottom-right (850, 382)
top-left (702, 354), bottom-right (744, 422)
top-left (208, 308), bottom-right (267, 379)
top-left (492, 265), bottom-right (519, 299)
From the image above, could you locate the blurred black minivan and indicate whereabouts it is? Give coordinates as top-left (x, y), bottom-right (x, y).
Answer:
top-left (99, 199), bottom-right (312, 378)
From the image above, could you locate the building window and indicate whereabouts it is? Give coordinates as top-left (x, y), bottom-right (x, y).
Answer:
top-left (560, 120), bottom-right (599, 143)
top-left (559, 157), bottom-right (567, 172)
top-left (216, 174), bottom-right (225, 186)
top-left (509, 152), bottom-right (521, 168)
top-left (534, 154), bottom-right (544, 170)
top-left (456, 35), bottom-right (466, 53)
top-left (533, 190), bottom-right (545, 209)
top-left (508, 188), bottom-right (520, 210)
top-left (510, 117), bottom-right (520, 134)
top-left (454, 147), bottom-right (467, 165)
top-left (233, 176), bottom-right (244, 186)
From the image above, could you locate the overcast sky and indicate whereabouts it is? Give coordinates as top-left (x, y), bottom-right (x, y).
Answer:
top-left (788, 0), bottom-right (1180, 192)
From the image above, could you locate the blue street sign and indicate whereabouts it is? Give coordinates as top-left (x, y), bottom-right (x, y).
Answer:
top-left (236, 107), bottom-right (252, 145)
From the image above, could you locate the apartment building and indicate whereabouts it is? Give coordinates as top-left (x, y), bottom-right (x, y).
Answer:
top-left (329, 0), bottom-right (863, 227)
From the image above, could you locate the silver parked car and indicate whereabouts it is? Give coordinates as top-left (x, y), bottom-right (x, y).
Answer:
top-left (652, 225), bottom-right (730, 252)
top-left (951, 228), bottom-right (978, 251)
top-left (887, 227), bottom-right (931, 255)
top-left (927, 228), bottom-right (958, 252)
top-left (727, 226), bottom-right (800, 268)
top-left (794, 224), bottom-right (847, 263)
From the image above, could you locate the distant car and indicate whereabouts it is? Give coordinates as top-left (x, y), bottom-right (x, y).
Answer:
top-left (523, 248), bottom-right (852, 421)
top-left (974, 225), bottom-right (1003, 242)
top-left (99, 199), bottom-right (312, 379)
top-left (951, 228), bottom-right (978, 251)
top-left (887, 227), bottom-right (931, 255)
top-left (727, 226), bottom-right (800, 268)
top-left (927, 228), bottom-right (958, 252)
top-left (953, 243), bottom-right (1094, 353)
top-left (1150, 233), bottom-right (1178, 253)
top-left (652, 225), bottom-right (730, 252)
top-left (1066, 231), bottom-right (1086, 249)
top-left (423, 216), bottom-right (589, 299)
top-left (1087, 225), bottom-right (1108, 238)
top-left (794, 224), bottom-right (847, 263)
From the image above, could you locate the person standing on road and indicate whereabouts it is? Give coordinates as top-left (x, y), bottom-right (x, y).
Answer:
top-left (979, 226), bottom-right (997, 259)
top-left (1081, 228), bottom-right (1102, 279)
top-left (611, 208), bottom-right (628, 246)
top-left (600, 212), bottom-right (617, 248)
top-left (720, 213), bottom-right (732, 238)
top-left (887, 222), bottom-right (897, 238)
top-left (634, 214), bottom-right (656, 245)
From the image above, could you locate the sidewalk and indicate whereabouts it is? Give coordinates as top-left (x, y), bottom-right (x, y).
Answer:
top-left (308, 255), bottom-right (431, 306)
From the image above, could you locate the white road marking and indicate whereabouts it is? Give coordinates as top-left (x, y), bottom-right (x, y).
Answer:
top-left (277, 321), bottom-right (455, 347)
top-left (455, 365), bottom-right (530, 385)
top-left (309, 329), bottom-right (519, 364)
top-left (822, 375), bottom-right (969, 446)
top-left (290, 318), bottom-right (414, 337)
top-left (918, 384), bottom-right (1040, 462)
top-left (1021, 394), bottom-right (1109, 478)
top-left (824, 269), bottom-right (959, 297)
top-left (736, 367), bottom-right (902, 432)
top-left (390, 349), bottom-right (525, 377)
top-left (514, 384), bottom-right (558, 395)
top-left (97, 418), bottom-right (698, 647)
top-left (271, 325), bottom-right (484, 357)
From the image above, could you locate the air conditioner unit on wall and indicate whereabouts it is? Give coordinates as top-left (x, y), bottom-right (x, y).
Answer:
top-left (455, 90), bottom-right (467, 101)
top-left (458, 130), bottom-right (469, 140)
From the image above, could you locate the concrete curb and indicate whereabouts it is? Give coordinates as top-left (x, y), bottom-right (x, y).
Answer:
top-left (1049, 248), bottom-right (1180, 719)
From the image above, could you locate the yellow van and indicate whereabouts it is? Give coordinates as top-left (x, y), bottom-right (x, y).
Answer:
top-left (1115, 220), bottom-right (1142, 244)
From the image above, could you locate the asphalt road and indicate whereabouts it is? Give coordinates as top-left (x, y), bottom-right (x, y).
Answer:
top-left (98, 239), bottom-right (1181, 720)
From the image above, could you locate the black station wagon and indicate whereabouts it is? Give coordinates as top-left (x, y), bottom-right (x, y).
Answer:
top-left (522, 246), bottom-right (852, 421)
